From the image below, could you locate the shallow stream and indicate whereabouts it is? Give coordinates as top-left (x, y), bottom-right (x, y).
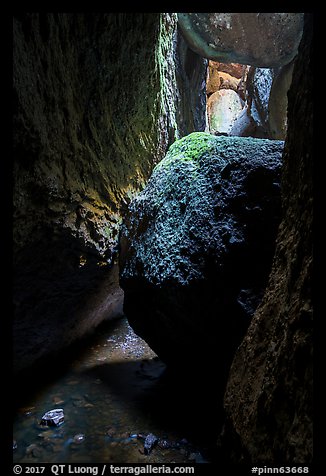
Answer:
top-left (13, 317), bottom-right (212, 464)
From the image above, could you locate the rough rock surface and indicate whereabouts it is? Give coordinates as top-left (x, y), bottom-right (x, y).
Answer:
top-left (120, 133), bottom-right (283, 381)
top-left (268, 62), bottom-right (294, 139)
top-left (230, 65), bottom-right (292, 140)
top-left (218, 72), bottom-right (240, 92)
top-left (178, 13), bottom-right (304, 68)
top-left (229, 106), bottom-right (262, 138)
top-left (206, 61), bottom-right (243, 96)
top-left (222, 14), bottom-right (313, 464)
top-left (13, 13), bottom-right (207, 373)
top-left (216, 62), bottom-right (244, 79)
top-left (206, 65), bottom-right (221, 95)
top-left (207, 90), bottom-right (244, 135)
top-left (246, 67), bottom-right (275, 135)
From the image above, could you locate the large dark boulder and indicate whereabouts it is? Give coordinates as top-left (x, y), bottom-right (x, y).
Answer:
top-left (120, 133), bottom-right (284, 380)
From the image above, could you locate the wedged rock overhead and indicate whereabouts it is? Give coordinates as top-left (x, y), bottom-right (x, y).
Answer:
top-left (178, 13), bottom-right (304, 68)
top-left (120, 133), bottom-right (283, 381)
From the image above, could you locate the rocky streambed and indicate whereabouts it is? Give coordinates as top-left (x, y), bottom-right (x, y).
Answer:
top-left (13, 317), bottom-right (210, 464)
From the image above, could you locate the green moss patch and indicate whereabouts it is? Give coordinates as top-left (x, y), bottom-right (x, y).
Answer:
top-left (154, 132), bottom-right (218, 170)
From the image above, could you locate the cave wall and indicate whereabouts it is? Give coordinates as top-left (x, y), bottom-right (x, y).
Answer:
top-left (13, 13), bottom-right (207, 373)
top-left (222, 14), bottom-right (313, 464)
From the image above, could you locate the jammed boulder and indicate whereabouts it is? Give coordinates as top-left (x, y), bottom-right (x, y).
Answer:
top-left (120, 132), bottom-right (284, 379)
top-left (178, 13), bottom-right (304, 68)
top-left (207, 90), bottom-right (244, 135)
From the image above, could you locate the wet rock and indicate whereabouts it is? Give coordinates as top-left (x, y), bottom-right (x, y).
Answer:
top-left (13, 440), bottom-right (18, 451)
top-left (52, 395), bottom-right (64, 405)
top-left (19, 406), bottom-right (35, 416)
top-left (120, 132), bottom-right (283, 379)
top-left (26, 443), bottom-right (43, 458)
top-left (178, 13), bottom-right (304, 68)
top-left (207, 90), bottom-right (244, 135)
top-left (158, 439), bottom-right (171, 449)
top-left (73, 434), bottom-right (85, 444)
top-left (40, 409), bottom-right (64, 427)
top-left (144, 433), bottom-right (159, 455)
top-left (106, 428), bottom-right (115, 438)
top-left (38, 430), bottom-right (53, 441)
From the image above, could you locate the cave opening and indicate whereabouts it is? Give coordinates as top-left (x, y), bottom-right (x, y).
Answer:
top-left (12, 12), bottom-right (312, 467)
top-left (204, 59), bottom-right (292, 140)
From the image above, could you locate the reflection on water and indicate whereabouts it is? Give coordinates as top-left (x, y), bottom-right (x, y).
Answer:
top-left (13, 317), bottom-right (212, 463)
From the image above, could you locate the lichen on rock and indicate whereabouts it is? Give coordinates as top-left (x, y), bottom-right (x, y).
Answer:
top-left (155, 132), bottom-right (219, 170)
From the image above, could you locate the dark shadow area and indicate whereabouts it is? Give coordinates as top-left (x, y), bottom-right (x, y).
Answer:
top-left (81, 358), bottom-right (226, 460)
top-left (12, 316), bottom-right (125, 412)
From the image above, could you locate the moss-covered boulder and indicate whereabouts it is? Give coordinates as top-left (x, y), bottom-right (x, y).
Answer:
top-left (119, 132), bottom-right (284, 381)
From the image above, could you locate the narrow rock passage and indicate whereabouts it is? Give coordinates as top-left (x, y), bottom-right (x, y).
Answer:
top-left (13, 317), bottom-right (210, 463)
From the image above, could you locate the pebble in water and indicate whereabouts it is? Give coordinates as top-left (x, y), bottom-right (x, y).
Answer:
top-left (73, 434), bottom-right (85, 444)
top-left (52, 396), bottom-right (64, 405)
top-left (40, 409), bottom-right (64, 426)
top-left (26, 444), bottom-right (43, 458)
top-left (144, 433), bottom-right (159, 455)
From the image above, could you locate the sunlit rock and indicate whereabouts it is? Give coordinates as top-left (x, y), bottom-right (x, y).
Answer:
top-left (207, 90), bottom-right (244, 135)
top-left (215, 61), bottom-right (244, 79)
top-left (218, 72), bottom-right (240, 92)
top-left (206, 65), bottom-right (221, 95)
